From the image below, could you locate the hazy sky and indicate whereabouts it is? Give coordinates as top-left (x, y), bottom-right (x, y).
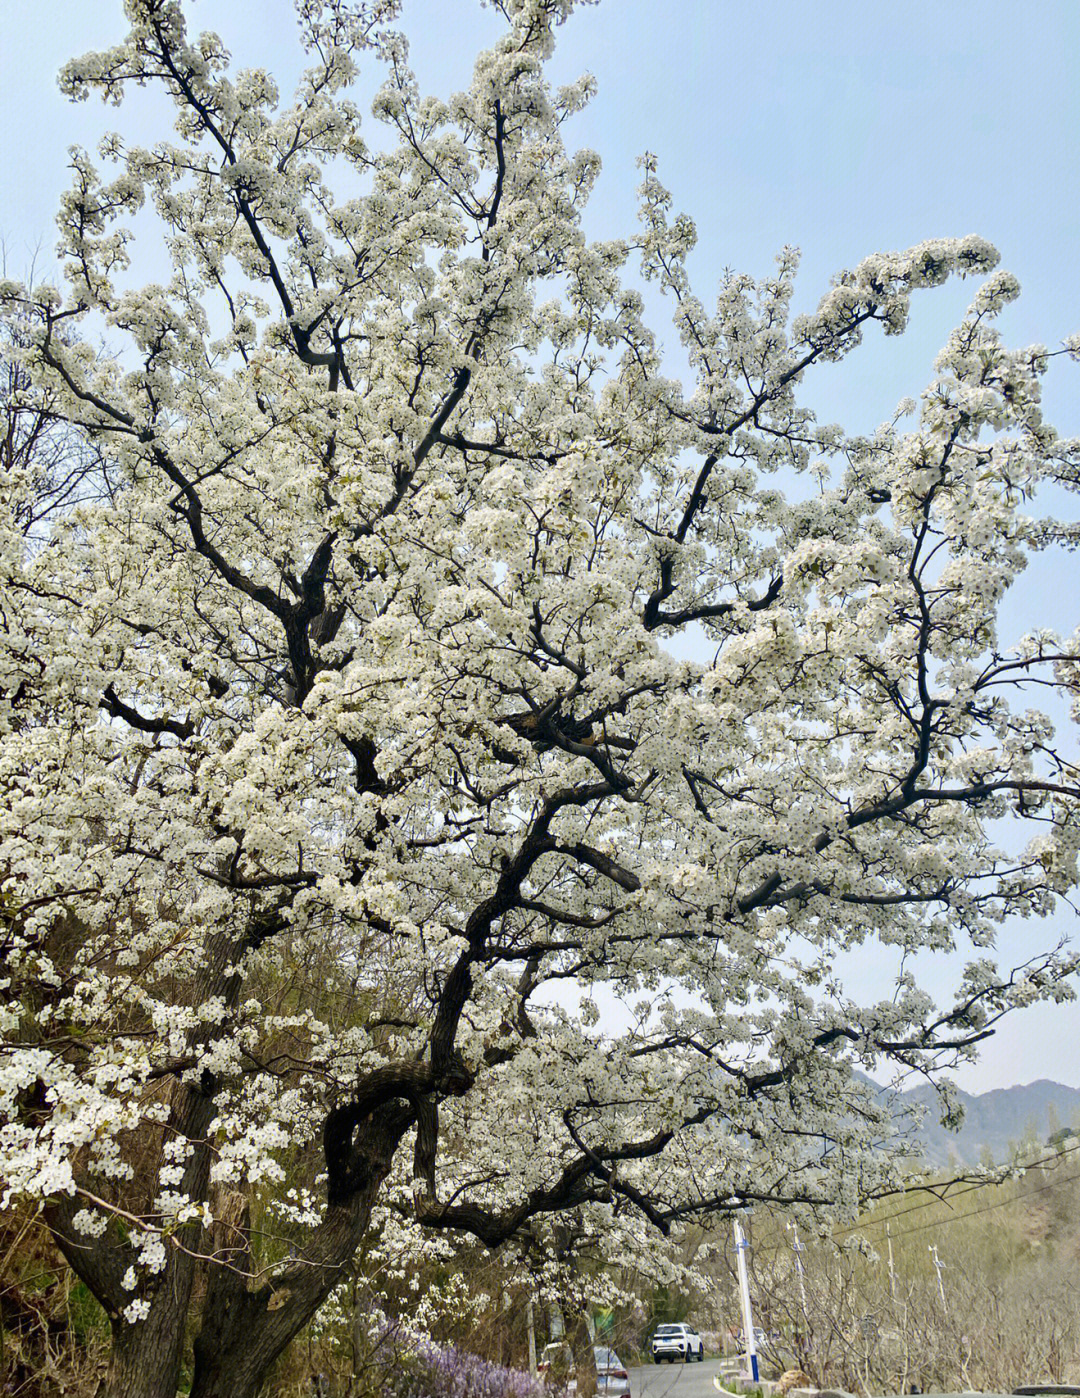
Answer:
top-left (3, 0), bottom-right (1079, 1093)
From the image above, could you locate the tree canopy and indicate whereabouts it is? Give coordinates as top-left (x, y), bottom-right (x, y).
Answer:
top-left (2, 2), bottom-right (1079, 1395)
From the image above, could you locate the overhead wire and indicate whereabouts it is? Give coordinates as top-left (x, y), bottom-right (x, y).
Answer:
top-left (832, 1136), bottom-right (1080, 1240)
top-left (877, 1165), bottom-right (1080, 1241)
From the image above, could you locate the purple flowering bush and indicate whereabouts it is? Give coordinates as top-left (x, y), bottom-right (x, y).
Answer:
top-left (353, 1318), bottom-right (550, 1398)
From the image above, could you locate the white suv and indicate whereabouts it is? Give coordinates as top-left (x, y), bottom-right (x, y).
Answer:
top-left (650, 1323), bottom-right (704, 1363)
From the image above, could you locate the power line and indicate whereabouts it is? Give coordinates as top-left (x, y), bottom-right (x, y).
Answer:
top-left (833, 1138), bottom-right (1080, 1239)
top-left (879, 1164), bottom-right (1080, 1242)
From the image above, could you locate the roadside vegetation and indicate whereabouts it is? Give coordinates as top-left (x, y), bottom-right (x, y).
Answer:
top-left (4, 1137), bottom-right (1080, 1392)
top-left (692, 1139), bottom-right (1080, 1395)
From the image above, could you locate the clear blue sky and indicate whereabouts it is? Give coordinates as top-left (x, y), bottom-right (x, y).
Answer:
top-left (3, 0), bottom-right (1079, 1093)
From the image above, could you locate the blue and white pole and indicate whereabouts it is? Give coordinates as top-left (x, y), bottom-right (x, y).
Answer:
top-left (733, 1215), bottom-right (759, 1383)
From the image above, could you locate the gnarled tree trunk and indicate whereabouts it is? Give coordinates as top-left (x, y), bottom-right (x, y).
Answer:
top-left (45, 931), bottom-right (243, 1398)
top-left (189, 1103), bottom-right (411, 1398)
top-left (46, 1076), bottom-right (216, 1398)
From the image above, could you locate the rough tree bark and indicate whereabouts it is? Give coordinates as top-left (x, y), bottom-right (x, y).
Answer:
top-left (189, 1103), bottom-right (412, 1398)
top-left (44, 931), bottom-right (242, 1398)
top-left (47, 1080), bottom-right (216, 1398)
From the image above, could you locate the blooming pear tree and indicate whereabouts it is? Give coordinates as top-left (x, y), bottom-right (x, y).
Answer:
top-left (3, 1), bottom-right (1080, 1395)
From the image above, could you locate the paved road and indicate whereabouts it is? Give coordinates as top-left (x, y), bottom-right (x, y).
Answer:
top-left (625, 1361), bottom-right (725, 1398)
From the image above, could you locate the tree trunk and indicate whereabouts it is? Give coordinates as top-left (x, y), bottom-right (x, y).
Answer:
top-left (45, 931), bottom-right (241, 1398)
top-left (189, 1194), bottom-right (372, 1398)
top-left (46, 1074), bottom-right (216, 1398)
top-left (101, 1294), bottom-right (194, 1398)
top-left (190, 1101), bottom-right (411, 1398)
top-left (43, 1195), bottom-right (183, 1398)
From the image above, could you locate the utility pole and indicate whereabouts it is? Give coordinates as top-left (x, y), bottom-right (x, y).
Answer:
top-left (734, 1216), bottom-right (760, 1383)
top-left (787, 1219), bottom-right (809, 1320)
top-left (929, 1243), bottom-right (947, 1314)
top-left (886, 1221), bottom-right (896, 1300)
top-left (526, 1296), bottom-right (537, 1376)
top-left (787, 1218), bottom-right (811, 1368)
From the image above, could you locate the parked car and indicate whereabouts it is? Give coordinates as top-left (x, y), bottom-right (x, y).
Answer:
top-left (537, 1343), bottom-right (632, 1395)
top-left (538, 1342), bottom-right (575, 1389)
top-left (594, 1346), bottom-right (632, 1396)
top-left (650, 1323), bottom-right (705, 1363)
top-left (735, 1327), bottom-right (777, 1351)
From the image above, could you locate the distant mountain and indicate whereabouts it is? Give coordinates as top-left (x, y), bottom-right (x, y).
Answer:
top-left (885, 1078), bottom-right (1080, 1167)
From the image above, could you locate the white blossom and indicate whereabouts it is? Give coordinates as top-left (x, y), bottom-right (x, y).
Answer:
top-left (0, 3), bottom-right (1077, 1393)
